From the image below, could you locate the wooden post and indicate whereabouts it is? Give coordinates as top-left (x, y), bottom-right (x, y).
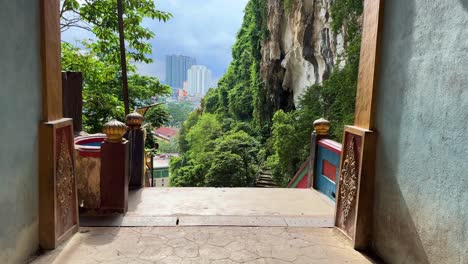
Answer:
top-left (150, 154), bottom-right (154, 187)
top-left (62, 72), bottom-right (83, 133)
top-left (100, 120), bottom-right (129, 213)
top-left (308, 118), bottom-right (331, 188)
top-left (126, 112), bottom-right (146, 189)
top-left (39, 0), bottom-right (79, 249)
top-left (335, 0), bottom-right (384, 250)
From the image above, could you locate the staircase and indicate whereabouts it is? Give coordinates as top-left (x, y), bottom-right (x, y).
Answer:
top-left (256, 171), bottom-right (278, 188)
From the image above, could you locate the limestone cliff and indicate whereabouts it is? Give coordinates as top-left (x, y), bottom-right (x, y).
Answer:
top-left (261, 0), bottom-right (344, 105)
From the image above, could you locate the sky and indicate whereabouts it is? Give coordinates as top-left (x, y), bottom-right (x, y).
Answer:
top-left (62, 0), bottom-right (249, 84)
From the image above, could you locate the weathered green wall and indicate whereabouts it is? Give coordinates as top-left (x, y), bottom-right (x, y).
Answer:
top-left (373, 0), bottom-right (468, 263)
top-left (0, 1), bottom-right (41, 263)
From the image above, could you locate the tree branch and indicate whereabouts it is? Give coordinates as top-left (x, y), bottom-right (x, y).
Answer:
top-left (61, 22), bottom-right (93, 33)
top-left (60, 0), bottom-right (67, 18)
top-left (70, 9), bottom-right (103, 28)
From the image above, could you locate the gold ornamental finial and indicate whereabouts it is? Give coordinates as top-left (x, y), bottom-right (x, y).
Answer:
top-left (126, 111), bottom-right (144, 129)
top-left (313, 118), bottom-right (331, 136)
top-left (102, 120), bottom-right (127, 143)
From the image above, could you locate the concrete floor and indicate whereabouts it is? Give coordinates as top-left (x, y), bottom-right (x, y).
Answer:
top-left (80, 188), bottom-right (336, 228)
top-left (128, 188), bottom-right (334, 217)
top-left (31, 227), bottom-right (375, 264)
top-left (31, 189), bottom-right (373, 263)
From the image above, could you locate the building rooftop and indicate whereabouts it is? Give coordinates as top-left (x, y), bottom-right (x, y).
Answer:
top-left (154, 127), bottom-right (179, 140)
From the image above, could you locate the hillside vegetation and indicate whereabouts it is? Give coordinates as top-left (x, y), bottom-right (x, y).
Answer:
top-left (170, 0), bottom-right (363, 187)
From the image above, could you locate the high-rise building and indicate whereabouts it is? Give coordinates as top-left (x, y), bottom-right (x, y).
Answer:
top-left (187, 65), bottom-right (212, 97)
top-left (165, 55), bottom-right (197, 98)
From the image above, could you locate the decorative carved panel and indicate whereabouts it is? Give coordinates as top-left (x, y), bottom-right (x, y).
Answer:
top-left (335, 128), bottom-right (363, 240)
top-left (55, 126), bottom-right (77, 237)
top-left (39, 119), bottom-right (79, 249)
top-left (340, 137), bottom-right (358, 223)
top-left (335, 126), bottom-right (375, 250)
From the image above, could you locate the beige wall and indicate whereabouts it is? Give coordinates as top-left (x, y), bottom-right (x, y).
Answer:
top-left (0, 1), bottom-right (42, 263)
top-left (373, 0), bottom-right (468, 263)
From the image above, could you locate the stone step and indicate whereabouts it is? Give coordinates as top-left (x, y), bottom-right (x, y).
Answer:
top-left (256, 172), bottom-right (278, 188)
top-left (256, 180), bottom-right (276, 185)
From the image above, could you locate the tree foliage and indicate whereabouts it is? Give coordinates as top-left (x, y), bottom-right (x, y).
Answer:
top-left (268, 0), bottom-right (363, 185)
top-left (165, 102), bottom-right (196, 128)
top-left (158, 137), bottom-right (179, 154)
top-left (205, 131), bottom-right (259, 187)
top-left (198, 0), bottom-right (267, 124)
top-left (62, 43), bottom-right (171, 132)
top-left (169, 1), bottom-right (270, 187)
top-left (185, 114), bottom-right (222, 158)
top-left (171, 0), bottom-right (363, 187)
top-left (61, 0), bottom-right (171, 64)
top-left (283, 0), bottom-right (293, 13)
top-left (170, 117), bottom-right (259, 187)
top-left (60, 0), bottom-right (172, 133)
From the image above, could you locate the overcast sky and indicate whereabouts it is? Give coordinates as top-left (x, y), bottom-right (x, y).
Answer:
top-left (62, 0), bottom-right (248, 83)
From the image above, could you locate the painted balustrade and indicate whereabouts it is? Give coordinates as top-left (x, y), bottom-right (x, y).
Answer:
top-left (314, 139), bottom-right (342, 200)
top-left (288, 118), bottom-right (342, 202)
top-left (287, 157), bottom-right (311, 188)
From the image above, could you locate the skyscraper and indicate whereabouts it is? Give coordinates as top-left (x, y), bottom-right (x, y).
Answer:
top-left (187, 65), bottom-right (212, 97)
top-left (165, 55), bottom-right (196, 98)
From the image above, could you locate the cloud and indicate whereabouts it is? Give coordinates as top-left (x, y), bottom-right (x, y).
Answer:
top-left (63, 0), bottom-right (249, 82)
top-left (142, 0), bottom-right (248, 81)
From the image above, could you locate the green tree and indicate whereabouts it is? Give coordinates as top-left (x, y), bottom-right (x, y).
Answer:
top-left (178, 110), bottom-right (202, 154)
top-left (165, 102), bottom-right (195, 128)
top-left (60, 0), bottom-right (172, 132)
top-left (171, 128), bottom-right (259, 187)
top-left (185, 114), bottom-right (222, 158)
top-left (128, 75), bottom-right (171, 107)
top-left (193, 0), bottom-right (268, 127)
top-left (169, 157), bottom-right (206, 187)
top-left (267, 0), bottom-right (363, 185)
top-left (158, 137), bottom-right (179, 153)
top-left (205, 154), bottom-right (245, 187)
top-left (267, 110), bottom-right (304, 186)
top-left (170, 0), bottom-right (363, 188)
top-left (61, 0), bottom-right (172, 114)
top-left (169, 113), bottom-right (220, 187)
top-left (61, 0), bottom-right (171, 64)
top-left (205, 131), bottom-right (259, 187)
top-left (145, 106), bottom-right (170, 129)
top-left (62, 43), bottom-right (170, 132)
top-left (201, 88), bottom-right (220, 114)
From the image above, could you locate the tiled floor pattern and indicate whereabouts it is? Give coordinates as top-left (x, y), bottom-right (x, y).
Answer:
top-left (31, 227), bottom-right (374, 264)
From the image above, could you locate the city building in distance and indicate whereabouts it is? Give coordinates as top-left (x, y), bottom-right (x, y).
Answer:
top-left (187, 65), bottom-right (212, 97)
top-left (165, 55), bottom-right (196, 98)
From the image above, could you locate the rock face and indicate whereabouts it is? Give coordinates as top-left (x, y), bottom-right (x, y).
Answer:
top-left (261, 0), bottom-right (343, 105)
